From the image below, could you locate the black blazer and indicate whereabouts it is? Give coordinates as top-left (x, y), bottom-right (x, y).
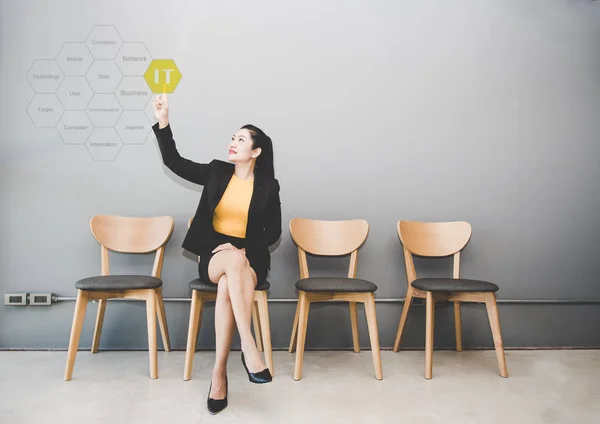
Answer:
top-left (152, 122), bottom-right (282, 268)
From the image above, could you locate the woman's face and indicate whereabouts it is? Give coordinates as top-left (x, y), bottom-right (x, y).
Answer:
top-left (228, 128), bottom-right (260, 163)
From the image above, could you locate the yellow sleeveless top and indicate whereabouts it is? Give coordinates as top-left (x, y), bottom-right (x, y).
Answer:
top-left (212, 174), bottom-right (254, 238)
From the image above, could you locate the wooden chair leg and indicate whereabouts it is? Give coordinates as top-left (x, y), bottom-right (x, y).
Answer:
top-left (184, 290), bottom-right (202, 381)
top-left (91, 299), bottom-right (106, 354)
top-left (393, 285), bottom-right (415, 352)
top-left (349, 302), bottom-right (360, 353)
top-left (289, 300), bottom-right (300, 353)
top-left (454, 301), bottom-right (462, 352)
top-left (145, 289), bottom-right (158, 379)
top-left (256, 291), bottom-right (274, 377)
top-left (293, 291), bottom-right (310, 381)
top-left (252, 300), bottom-right (263, 352)
top-left (363, 293), bottom-right (383, 380)
top-left (156, 289), bottom-right (171, 352)
top-left (485, 293), bottom-right (508, 378)
top-left (64, 290), bottom-right (89, 381)
top-left (425, 291), bottom-right (435, 379)
top-left (194, 295), bottom-right (206, 352)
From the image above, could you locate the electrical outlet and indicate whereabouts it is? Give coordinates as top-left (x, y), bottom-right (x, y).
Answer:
top-left (30, 293), bottom-right (52, 306)
top-left (4, 293), bottom-right (28, 306)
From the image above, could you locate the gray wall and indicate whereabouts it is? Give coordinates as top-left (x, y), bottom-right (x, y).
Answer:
top-left (1, 0), bottom-right (600, 351)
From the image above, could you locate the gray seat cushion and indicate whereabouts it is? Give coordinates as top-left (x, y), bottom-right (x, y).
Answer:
top-left (189, 278), bottom-right (270, 292)
top-left (295, 277), bottom-right (377, 293)
top-left (75, 275), bottom-right (162, 290)
top-left (411, 278), bottom-right (499, 292)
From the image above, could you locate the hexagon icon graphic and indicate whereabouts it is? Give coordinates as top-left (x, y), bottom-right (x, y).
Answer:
top-left (115, 43), bottom-right (152, 76)
top-left (115, 111), bottom-right (152, 144)
top-left (86, 60), bottom-right (123, 93)
top-left (56, 43), bottom-right (93, 76)
top-left (144, 59), bottom-right (182, 93)
top-left (26, 60), bottom-right (64, 93)
top-left (56, 77), bottom-right (94, 110)
top-left (115, 77), bottom-right (152, 110)
top-left (85, 25), bottom-right (123, 59)
top-left (57, 111), bottom-right (93, 144)
top-left (86, 127), bottom-right (123, 162)
top-left (86, 94), bottom-right (123, 127)
top-left (27, 94), bottom-right (64, 127)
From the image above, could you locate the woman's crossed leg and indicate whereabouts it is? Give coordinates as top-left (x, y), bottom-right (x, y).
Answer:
top-left (207, 248), bottom-right (266, 398)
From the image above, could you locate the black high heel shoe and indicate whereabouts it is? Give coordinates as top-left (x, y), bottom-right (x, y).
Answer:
top-left (241, 352), bottom-right (272, 384)
top-left (207, 376), bottom-right (228, 415)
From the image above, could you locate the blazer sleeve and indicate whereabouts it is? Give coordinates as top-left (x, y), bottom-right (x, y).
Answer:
top-left (152, 122), bottom-right (212, 185)
top-left (259, 179), bottom-right (282, 248)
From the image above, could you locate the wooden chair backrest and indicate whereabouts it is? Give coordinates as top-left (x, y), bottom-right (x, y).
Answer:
top-left (90, 215), bottom-right (174, 277)
top-left (289, 218), bottom-right (369, 279)
top-left (397, 220), bottom-right (472, 284)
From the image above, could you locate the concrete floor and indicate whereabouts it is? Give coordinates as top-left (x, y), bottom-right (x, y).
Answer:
top-left (0, 349), bottom-right (598, 423)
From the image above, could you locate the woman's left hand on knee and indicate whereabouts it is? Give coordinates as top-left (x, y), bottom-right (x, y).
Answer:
top-left (212, 243), bottom-right (246, 255)
top-left (212, 243), bottom-right (236, 253)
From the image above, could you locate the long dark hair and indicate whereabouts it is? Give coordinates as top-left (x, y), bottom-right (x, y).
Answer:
top-left (241, 124), bottom-right (275, 179)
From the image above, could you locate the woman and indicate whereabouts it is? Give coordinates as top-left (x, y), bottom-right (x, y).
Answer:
top-left (152, 93), bottom-right (281, 414)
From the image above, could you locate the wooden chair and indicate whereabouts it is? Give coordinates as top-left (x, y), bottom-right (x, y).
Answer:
top-left (392, 220), bottom-right (508, 379)
top-left (288, 218), bottom-right (383, 381)
top-left (183, 218), bottom-right (274, 381)
top-left (64, 215), bottom-right (174, 381)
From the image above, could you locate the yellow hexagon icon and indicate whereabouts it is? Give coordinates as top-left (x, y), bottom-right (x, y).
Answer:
top-left (144, 59), bottom-right (182, 93)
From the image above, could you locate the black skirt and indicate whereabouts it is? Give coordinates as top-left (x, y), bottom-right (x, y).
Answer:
top-left (197, 231), bottom-right (269, 284)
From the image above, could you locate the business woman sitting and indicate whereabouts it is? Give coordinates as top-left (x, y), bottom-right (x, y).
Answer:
top-left (152, 93), bottom-right (281, 414)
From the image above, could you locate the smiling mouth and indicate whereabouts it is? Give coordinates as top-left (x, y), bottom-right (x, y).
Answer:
top-left (229, 150), bottom-right (236, 154)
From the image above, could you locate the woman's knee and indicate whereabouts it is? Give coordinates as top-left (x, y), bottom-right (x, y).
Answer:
top-left (209, 250), bottom-right (249, 281)
top-left (226, 250), bottom-right (250, 271)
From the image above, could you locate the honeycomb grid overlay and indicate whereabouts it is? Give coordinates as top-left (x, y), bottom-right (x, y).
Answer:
top-left (26, 25), bottom-right (181, 162)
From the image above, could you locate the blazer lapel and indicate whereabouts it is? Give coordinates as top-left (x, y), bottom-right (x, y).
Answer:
top-left (248, 177), bottom-right (264, 216)
top-left (209, 165), bottom-right (234, 212)
top-left (245, 175), bottom-right (265, 236)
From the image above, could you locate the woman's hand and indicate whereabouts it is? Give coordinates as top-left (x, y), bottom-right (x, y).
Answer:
top-left (212, 243), bottom-right (245, 254)
top-left (153, 91), bottom-right (169, 128)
